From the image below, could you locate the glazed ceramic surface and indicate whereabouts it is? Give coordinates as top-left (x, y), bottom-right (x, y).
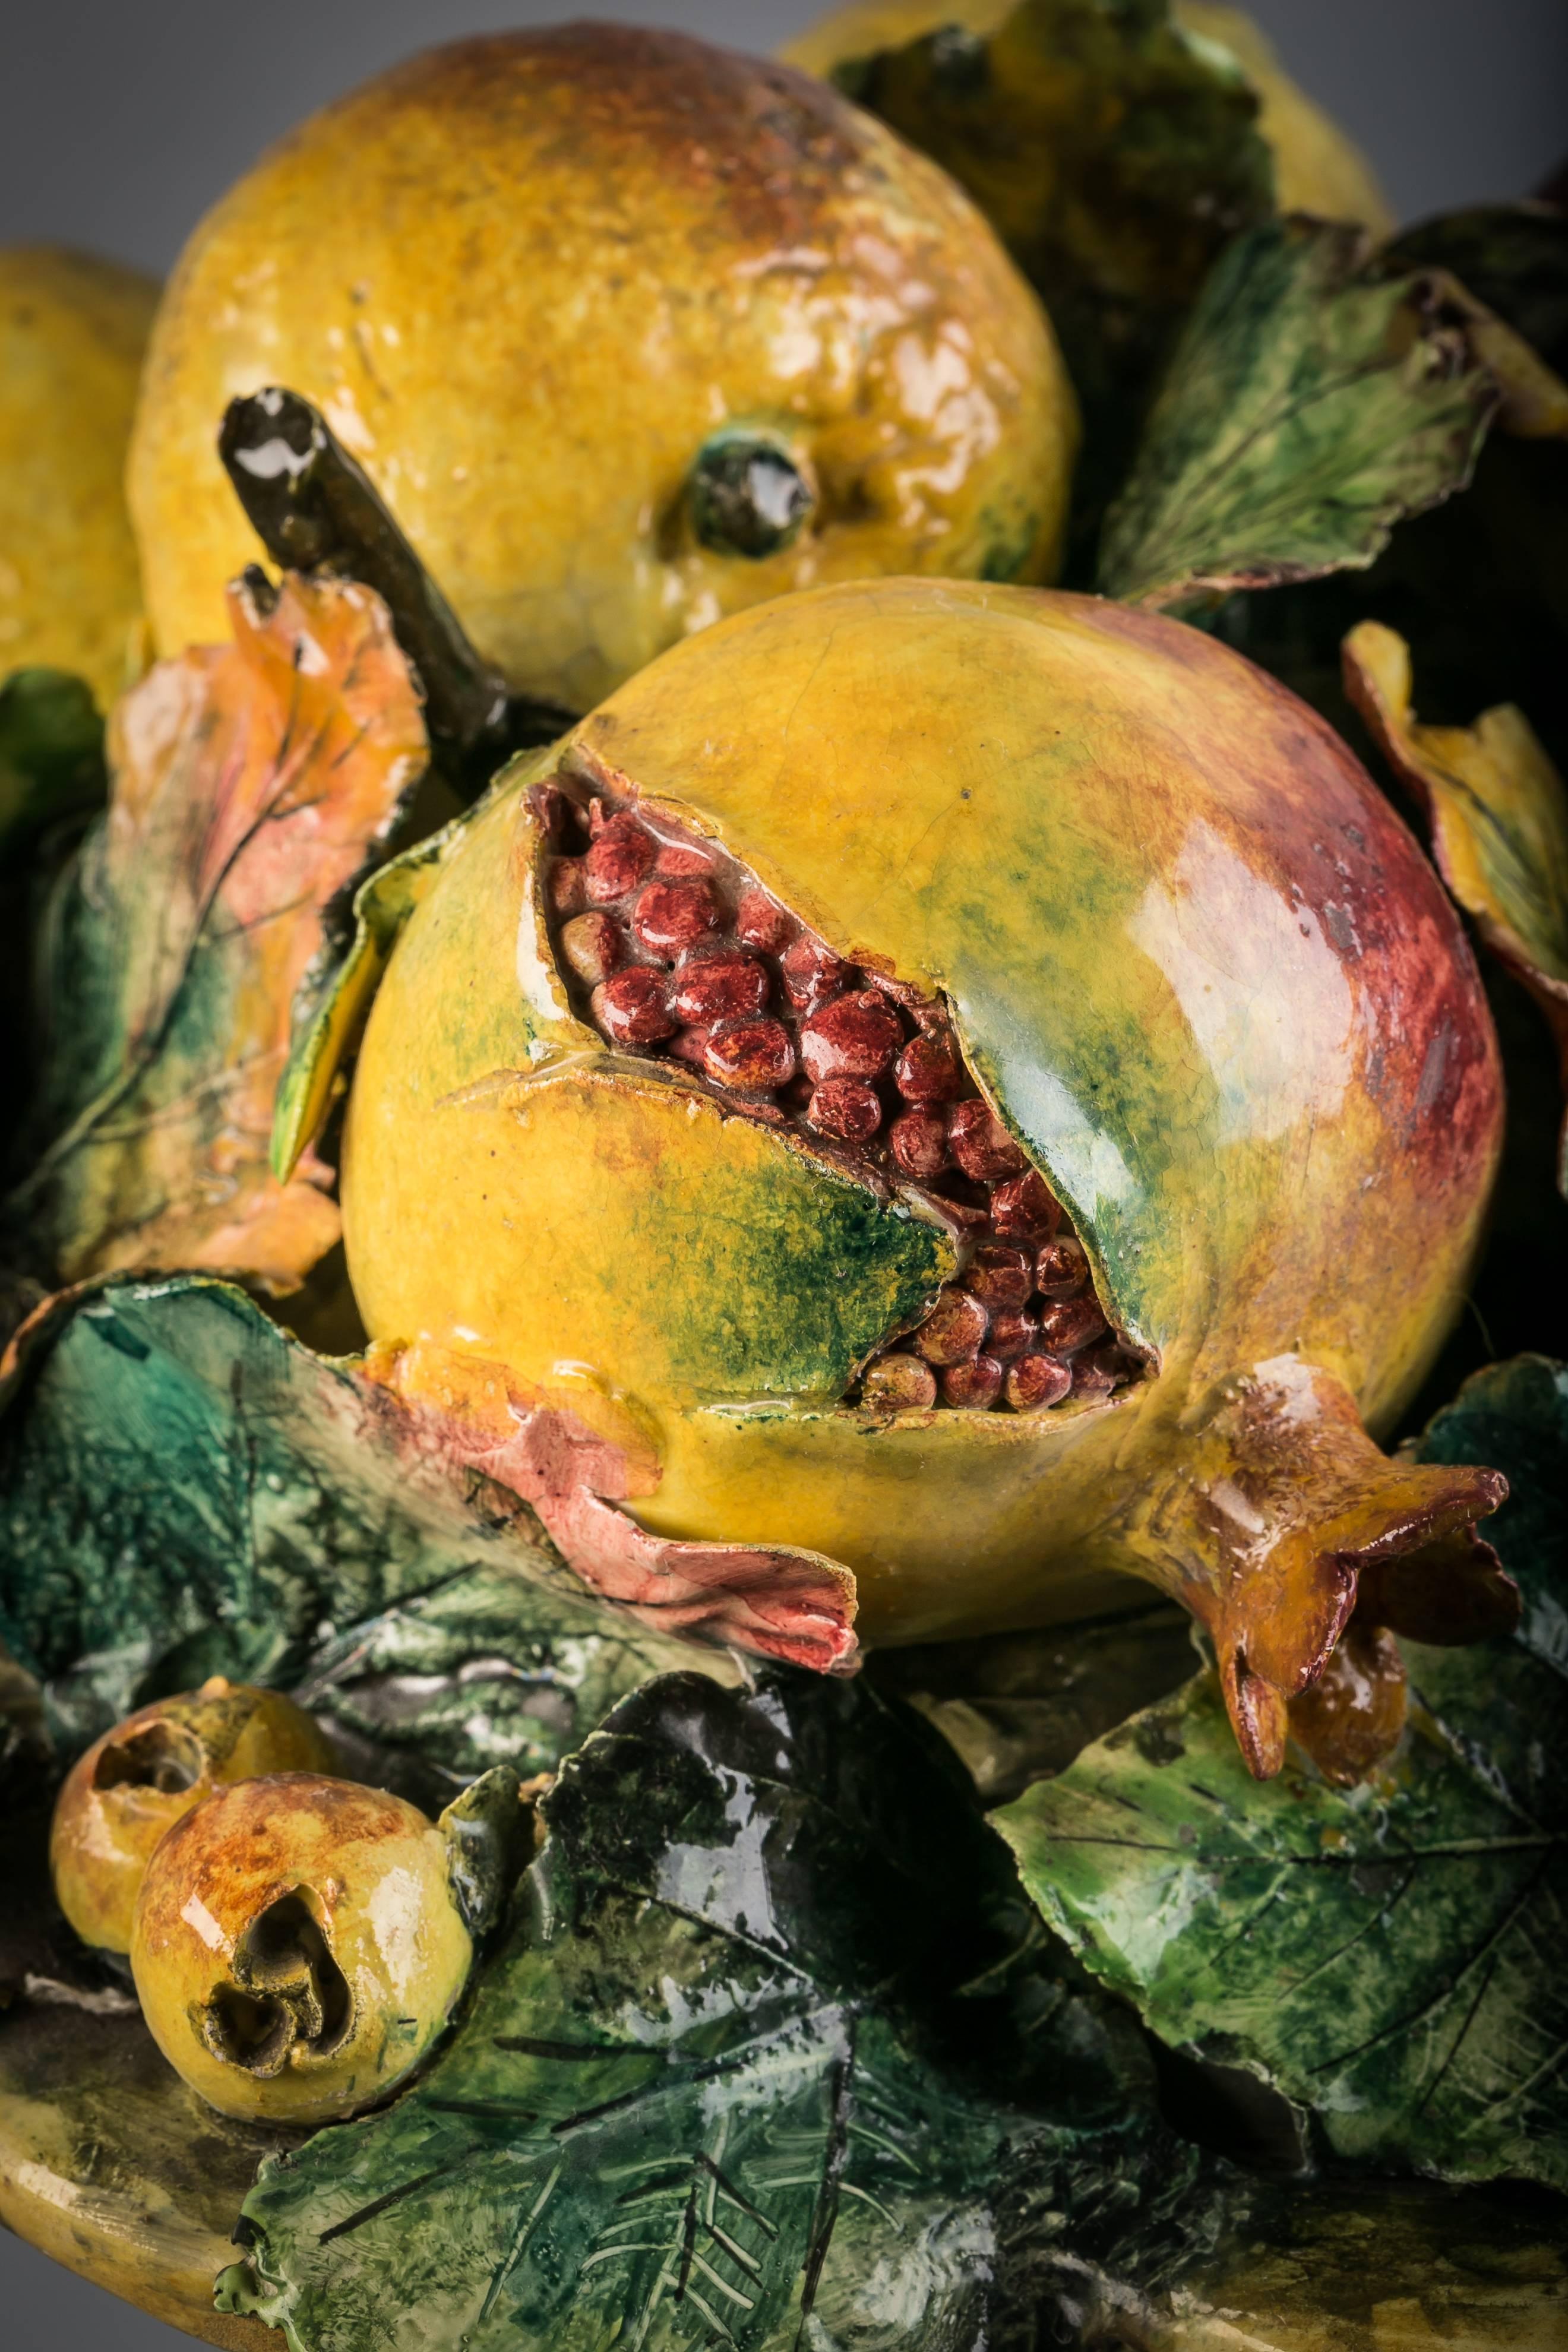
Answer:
top-left (129, 26), bottom-right (1076, 709)
top-left (341, 579), bottom-right (1501, 1650)
top-left (0, 246), bottom-right (157, 710)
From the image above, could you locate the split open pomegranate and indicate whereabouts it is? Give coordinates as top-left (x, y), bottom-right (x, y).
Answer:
top-left (337, 580), bottom-right (1515, 1776)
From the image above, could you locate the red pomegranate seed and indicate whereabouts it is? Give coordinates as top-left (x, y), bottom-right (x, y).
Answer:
top-left (861, 1354), bottom-right (938, 1411)
top-left (1037, 1294), bottom-right (1107, 1356)
top-left (592, 966), bottom-right (675, 1046)
top-left (889, 1107), bottom-right (949, 1180)
top-left (584, 815), bottom-right (657, 903)
top-left (964, 1242), bottom-right (1032, 1310)
top-left (986, 1307), bottom-right (1038, 1362)
top-left (800, 990), bottom-right (905, 1085)
top-left (703, 1017), bottom-right (796, 1090)
top-left (894, 1031), bottom-right (964, 1102)
top-left (1035, 1235), bottom-right (1088, 1298)
top-left (654, 837), bottom-right (717, 880)
top-left (991, 1169), bottom-right (1059, 1239)
top-left (1070, 1351), bottom-right (1119, 1399)
top-left (735, 889), bottom-right (796, 954)
top-left (912, 1287), bottom-right (989, 1366)
top-left (780, 935), bottom-right (850, 1011)
top-left (1006, 1353), bottom-right (1072, 1412)
top-left (947, 1099), bottom-right (1028, 1181)
top-left (672, 950), bottom-right (770, 1023)
top-left (806, 1076), bottom-right (883, 1142)
top-left (667, 1025), bottom-right (712, 1068)
top-left (632, 878), bottom-right (722, 957)
top-left (942, 1354), bottom-right (1003, 1410)
top-left (549, 857), bottom-right (587, 917)
top-left (559, 910), bottom-right (622, 986)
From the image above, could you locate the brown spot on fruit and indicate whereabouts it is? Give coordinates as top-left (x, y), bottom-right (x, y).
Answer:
top-left (948, 1099), bottom-right (1028, 1181)
top-left (672, 949), bottom-right (771, 1023)
top-left (559, 910), bottom-right (622, 985)
top-left (889, 1106), bottom-right (949, 1179)
top-left (633, 877), bottom-right (722, 957)
top-left (735, 887), bottom-right (796, 954)
top-left (912, 1286), bottom-right (989, 1365)
top-left (943, 1354), bottom-right (1003, 1409)
top-left (592, 966), bottom-right (676, 1045)
top-left (1035, 1235), bottom-right (1089, 1298)
top-left (584, 812), bottom-right (656, 902)
top-left (895, 1030), bottom-right (963, 1102)
top-left (991, 1169), bottom-right (1059, 1239)
top-left (1038, 1295), bottom-right (1108, 1355)
top-left (861, 1354), bottom-right (938, 1411)
top-left (1006, 1352), bottom-right (1072, 1411)
top-left (807, 1075), bottom-right (883, 1140)
top-left (703, 1016), bottom-right (796, 1090)
top-left (964, 1242), bottom-right (1032, 1310)
top-left (800, 989), bottom-right (905, 1085)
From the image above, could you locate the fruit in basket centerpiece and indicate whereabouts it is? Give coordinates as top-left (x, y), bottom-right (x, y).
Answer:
top-left (1, 245), bottom-right (158, 711)
top-left (49, 1678), bottom-right (336, 1955)
top-left (782, 0), bottom-right (1394, 233)
top-left (128, 25), bottom-right (1076, 712)
top-left (336, 577), bottom-right (1511, 1777)
top-left (129, 1774), bottom-right (473, 2124)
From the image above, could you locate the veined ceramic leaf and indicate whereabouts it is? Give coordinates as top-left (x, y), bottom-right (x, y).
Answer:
top-left (995, 1354), bottom-right (1568, 2189)
top-left (1344, 622), bottom-right (1568, 1190)
top-left (219, 1668), bottom-right (1216, 2352)
top-left (1098, 219), bottom-right (1507, 609)
top-left (1383, 203), bottom-right (1568, 385)
top-left (0, 1275), bottom-right (735, 1760)
top-left (9, 570), bottom-right (426, 1295)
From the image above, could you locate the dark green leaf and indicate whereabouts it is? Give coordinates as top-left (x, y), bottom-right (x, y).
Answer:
top-left (0, 666), bottom-right (106, 865)
top-left (217, 1670), bottom-right (1218, 2352)
top-left (1098, 219), bottom-right (1501, 609)
top-left (995, 1357), bottom-right (1568, 2188)
top-left (1382, 204), bottom-right (1568, 378)
top-left (0, 1275), bottom-right (734, 1762)
top-left (833, 0), bottom-right (1275, 568)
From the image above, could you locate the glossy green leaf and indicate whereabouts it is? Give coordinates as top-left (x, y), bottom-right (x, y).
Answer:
top-left (7, 571), bottom-right (426, 1295)
top-left (1098, 219), bottom-right (1503, 609)
top-left (0, 1275), bottom-right (735, 1761)
top-left (995, 1355), bottom-right (1568, 2189)
top-left (833, 0), bottom-right (1273, 558)
top-left (218, 1668), bottom-right (1216, 2352)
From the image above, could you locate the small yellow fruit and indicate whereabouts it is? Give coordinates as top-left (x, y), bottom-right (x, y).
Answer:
top-left (130, 1774), bottom-right (472, 2125)
top-left (49, 1678), bottom-right (336, 1956)
top-left (128, 25), bottom-right (1076, 708)
top-left (0, 246), bottom-right (159, 712)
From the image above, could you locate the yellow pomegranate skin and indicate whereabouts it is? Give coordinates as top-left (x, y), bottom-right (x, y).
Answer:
top-left (128, 25), bottom-right (1076, 709)
top-left (130, 1774), bottom-right (472, 2125)
top-left (49, 1678), bottom-right (336, 1956)
top-left (782, 0), bottom-right (1395, 233)
top-left (1, 246), bottom-right (158, 710)
top-left (339, 580), bottom-right (1501, 1656)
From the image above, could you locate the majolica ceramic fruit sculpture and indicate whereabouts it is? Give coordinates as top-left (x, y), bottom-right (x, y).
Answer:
top-left (129, 25), bottom-right (1076, 712)
top-left (49, 1677), bottom-right (336, 1953)
top-left (129, 1774), bottom-right (474, 2124)
top-left (0, 245), bottom-right (157, 712)
top-left (337, 577), bottom-right (1513, 1778)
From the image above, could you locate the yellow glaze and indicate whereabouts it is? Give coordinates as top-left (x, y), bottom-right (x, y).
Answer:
top-left (129, 25), bottom-right (1075, 707)
top-left (342, 581), bottom-right (1500, 1651)
top-left (783, 0), bottom-right (1395, 235)
top-left (0, 246), bottom-right (157, 709)
top-left (49, 1678), bottom-right (336, 1956)
top-left (130, 1774), bottom-right (472, 2126)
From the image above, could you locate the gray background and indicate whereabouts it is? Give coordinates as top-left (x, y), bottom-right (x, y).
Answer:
top-left (1, 1), bottom-right (1563, 2347)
